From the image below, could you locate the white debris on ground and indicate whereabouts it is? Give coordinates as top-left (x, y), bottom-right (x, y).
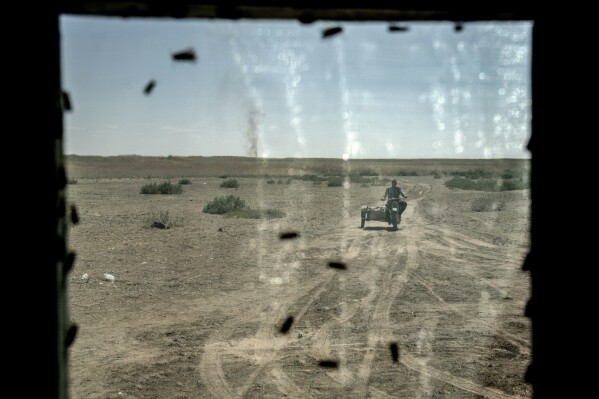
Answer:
top-left (81, 273), bottom-right (89, 283)
top-left (102, 273), bottom-right (115, 282)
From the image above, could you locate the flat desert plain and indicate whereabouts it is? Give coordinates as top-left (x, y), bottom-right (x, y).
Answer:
top-left (66, 168), bottom-right (531, 398)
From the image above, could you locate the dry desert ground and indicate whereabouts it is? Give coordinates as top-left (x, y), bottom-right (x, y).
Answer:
top-left (66, 168), bottom-right (530, 399)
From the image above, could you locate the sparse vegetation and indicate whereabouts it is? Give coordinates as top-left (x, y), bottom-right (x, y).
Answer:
top-left (360, 183), bottom-right (370, 188)
top-left (220, 179), bottom-right (239, 188)
top-left (433, 171), bottom-right (443, 179)
top-left (500, 179), bottom-right (528, 191)
top-left (178, 178), bottom-right (192, 185)
top-left (265, 176), bottom-right (299, 184)
top-left (218, 175), bottom-right (228, 179)
top-left (358, 168), bottom-right (378, 176)
top-left (140, 181), bottom-right (183, 194)
top-left (348, 173), bottom-right (372, 184)
top-left (500, 169), bottom-right (526, 180)
top-left (203, 195), bottom-right (246, 214)
top-left (450, 169), bottom-right (494, 179)
top-left (224, 208), bottom-right (286, 219)
top-left (397, 170), bottom-right (419, 176)
top-left (313, 180), bottom-right (323, 185)
top-left (291, 174), bottom-right (328, 182)
top-left (146, 210), bottom-right (181, 229)
top-left (316, 165), bottom-right (344, 177)
top-left (471, 198), bottom-right (503, 212)
top-left (327, 176), bottom-right (344, 187)
top-left (203, 195), bottom-right (285, 219)
top-left (445, 176), bottom-right (527, 191)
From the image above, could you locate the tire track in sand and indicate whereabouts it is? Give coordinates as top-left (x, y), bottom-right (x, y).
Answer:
top-left (391, 186), bottom-right (527, 399)
top-left (199, 226), bottom-right (375, 398)
top-left (400, 352), bottom-right (527, 399)
top-left (200, 180), bottom-right (525, 399)
top-left (351, 184), bottom-right (429, 398)
top-left (199, 276), bottom-right (330, 399)
top-left (351, 182), bottom-right (526, 399)
top-left (410, 271), bottom-right (530, 356)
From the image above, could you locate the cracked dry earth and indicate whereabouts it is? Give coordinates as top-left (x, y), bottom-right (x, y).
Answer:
top-left (67, 176), bottom-right (531, 398)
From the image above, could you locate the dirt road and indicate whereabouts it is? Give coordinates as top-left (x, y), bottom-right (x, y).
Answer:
top-left (67, 176), bottom-right (530, 398)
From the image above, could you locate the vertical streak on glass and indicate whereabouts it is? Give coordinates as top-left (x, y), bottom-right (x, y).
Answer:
top-left (228, 24), bottom-right (269, 278)
top-left (282, 45), bottom-right (306, 156)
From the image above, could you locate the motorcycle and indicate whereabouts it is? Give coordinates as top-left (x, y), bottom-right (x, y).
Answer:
top-left (360, 197), bottom-right (407, 230)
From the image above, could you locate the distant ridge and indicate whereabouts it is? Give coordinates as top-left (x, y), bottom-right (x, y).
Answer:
top-left (65, 155), bottom-right (529, 179)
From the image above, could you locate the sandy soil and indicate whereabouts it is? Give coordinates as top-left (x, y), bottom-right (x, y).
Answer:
top-left (66, 176), bottom-right (531, 398)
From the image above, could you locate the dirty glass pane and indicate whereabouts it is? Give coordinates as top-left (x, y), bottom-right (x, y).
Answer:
top-left (62, 16), bottom-right (532, 398)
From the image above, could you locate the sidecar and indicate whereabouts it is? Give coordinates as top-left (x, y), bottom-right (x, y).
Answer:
top-left (360, 205), bottom-right (390, 228)
top-left (361, 199), bottom-right (405, 230)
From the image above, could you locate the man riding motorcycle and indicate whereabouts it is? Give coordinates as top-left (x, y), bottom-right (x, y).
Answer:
top-left (381, 179), bottom-right (408, 224)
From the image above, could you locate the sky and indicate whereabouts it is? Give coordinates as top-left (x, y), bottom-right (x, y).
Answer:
top-left (60, 16), bottom-right (532, 159)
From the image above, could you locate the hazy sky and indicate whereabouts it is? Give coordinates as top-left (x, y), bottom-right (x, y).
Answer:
top-left (60, 16), bottom-right (531, 159)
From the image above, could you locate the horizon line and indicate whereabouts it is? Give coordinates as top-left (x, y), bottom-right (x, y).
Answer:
top-left (65, 154), bottom-right (530, 161)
